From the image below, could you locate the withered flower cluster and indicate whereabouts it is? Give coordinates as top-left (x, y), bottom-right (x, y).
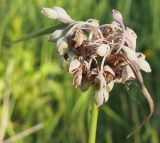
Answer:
top-left (41, 7), bottom-right (154, 122)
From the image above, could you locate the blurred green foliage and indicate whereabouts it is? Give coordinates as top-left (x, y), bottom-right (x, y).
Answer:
top-left (0, 0), bottom-right (160, 143)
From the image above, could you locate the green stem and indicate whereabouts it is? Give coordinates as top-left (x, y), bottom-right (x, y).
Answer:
top-left (88, 103), bottom-right (99, 143)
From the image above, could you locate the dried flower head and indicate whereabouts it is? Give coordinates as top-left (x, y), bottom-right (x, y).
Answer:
top-left (42, 6), bottom-right (154, 136)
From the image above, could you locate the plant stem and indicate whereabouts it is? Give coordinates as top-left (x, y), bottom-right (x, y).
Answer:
top-left (88, 103), bottom-right (99, 143)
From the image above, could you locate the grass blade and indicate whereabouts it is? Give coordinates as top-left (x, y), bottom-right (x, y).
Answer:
top-left (13, 24), bottom-right (64, 43)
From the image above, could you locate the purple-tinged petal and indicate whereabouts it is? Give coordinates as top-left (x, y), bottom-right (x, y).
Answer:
top-left (41, 6), bottom-right (74, 24)
top-left (68, 59), bottom-right (81, 73)
top-left (137, 58), bottom-right (151, 73)
top-left (122, 46), bottom-right (137, 61)
top-left (122, 65), bottom-right (135, 82)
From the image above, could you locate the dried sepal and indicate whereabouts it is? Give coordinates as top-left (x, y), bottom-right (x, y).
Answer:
top-left (103, 65), bottom-right (115, 76)
top-left (72, 29), bottom-right (87, 48)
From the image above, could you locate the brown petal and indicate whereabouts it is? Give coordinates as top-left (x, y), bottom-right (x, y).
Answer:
top-left (72, 29), bottom-right (87, 48)
top-left (103, 65), bottom-right (115, 76)
top-left (73, 69), bottom-right (82, 87)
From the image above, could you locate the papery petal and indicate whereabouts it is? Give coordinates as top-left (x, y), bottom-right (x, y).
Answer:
top-left (122, 46), bottom-right (137, 61)
top-left (89, 68), bottom-right (98, 76)
top-left (111, 21), bottom-right (121, 30)
top-left (103, 65), bottom-right (115, 76)
top-left (57, 37), bottom-right (68, 55)
top-left (73, 70), bottom-right (82, 87)
top-left (94, 88), bottom-right (109, 107)
top-left (126, 27), bottom-right (137, 39)
top-left (41, 7), bottom-right (74, 23)
top-left (137, 58), bottom-right (151, 73)
top-left (68, 59), bottom-right (81, 73)
top-left (97, 44), bottom-right (110, 57)
top-left (72, 29), bottom-right (87, 48)
top-left (125, 27), bottom-right (137, 50)
top-left (49, 29), bottom-right (64, 42)
top-left (41, 8), bottom-right (59, 19)
top-left (122, 65), bottom-right (135, 82)
top-left (87, 19), bottom-right (99, 27)
top-left (112, 9), bottom-right (123, 25)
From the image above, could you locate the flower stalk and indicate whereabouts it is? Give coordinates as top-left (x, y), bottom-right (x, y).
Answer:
top-left (88, 103), bottom-right (99, 143)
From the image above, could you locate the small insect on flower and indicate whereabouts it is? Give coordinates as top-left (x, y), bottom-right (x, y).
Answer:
top-left (42, 6), bottom-right (154, 137)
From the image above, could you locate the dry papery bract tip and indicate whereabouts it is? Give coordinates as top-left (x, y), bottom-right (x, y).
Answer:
top-left (42, 6), bottom-right (154, 136)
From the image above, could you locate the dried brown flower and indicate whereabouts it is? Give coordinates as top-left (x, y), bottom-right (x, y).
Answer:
top-left (42, 6), bottom-right (154, 136)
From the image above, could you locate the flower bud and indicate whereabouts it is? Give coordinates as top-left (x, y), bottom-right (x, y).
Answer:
top-left (94, 88), bottom-right (109, 107)
top-left (41, 7), bottom-right (74, 24)
top-left (97, 44), bottom-right (110, 57)
top-left (41, 8), bottom-right (58, 19)
top-left (49, 29), bottom-right (64, 42)
top-left (112, 9), bottom-right (123, 25)
top-left (57, 37), bottom-right (68, 55)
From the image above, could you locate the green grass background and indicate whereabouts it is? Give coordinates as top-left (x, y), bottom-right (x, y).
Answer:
top-left (0, 0), bottom-right (160, 142)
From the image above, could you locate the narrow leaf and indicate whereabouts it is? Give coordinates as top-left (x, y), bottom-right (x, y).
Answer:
top-left (13, 24), bottom-right (64, 43)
